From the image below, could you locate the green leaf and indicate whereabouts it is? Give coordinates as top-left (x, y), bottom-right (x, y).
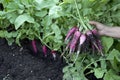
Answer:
top-left (51, 24), bottom-right (61, 37)
top-left (101, 37), bottom-right (114, 53)
top-left (63, 66), bottom-right (69, 73)
top-left (63, 0), bottom-right (74, 3)
top-left (20, 0), bottom-right (32, 8)
top-left (12, 31), bottom-right (18, 37)
top-left (72, 72), bottom-right (81, 80)
top-left (63, 73), bottom-right (72, 80)
top-left (0, 31), bottom-right (5, 37)
top-left (6, 12), bottom-right (18, 23)
top-left (6, 2), bottom-right (19, 10)
top-left (6, 38), bottom-right (14, 46)
top-left (104, 69), bottom-right (120, 80)
top-left (107, 49), bottom-right (120, 62)
top-left (100, 60), bottom-right (106, 69)
top-left (82, 8), bottom-right (92, 16)
top-left (16, 32), bottom-right (22, 46)
top-left (109, 60), bottom-right (119, 72)
top-left (89, 0), bottom-right (95, 1)
top-left (91, 58), bottom-right (98, 68)
top-left (34, 0), bottom-right (59, 10)
top-left (107, 49), bottom-right (120, 72)
top-left (35, 10), bottom-right (47, 17)
top-left (45, 35), bottom-right (54, 43)
top-left (41, 16), bottom-right (52, 27)
top-left (53, 43), bottom-right (62, 50)
top-left (14, 13), bottom-right (34, 30)
top-left (94, 68), bottom-right (106, 78)
top-left (115, 42), bottom-right (120, 52)
top-left (51, 23), bottom-right (63, 43)
top-left (70, 67), bottom-right (77, 73)
top-left (49, 5), bottom-right (62, 18)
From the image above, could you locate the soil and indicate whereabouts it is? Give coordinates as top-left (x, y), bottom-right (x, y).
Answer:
top-left (0, 39), bottom-right (66, 80)
top-left (0, 38), bottom-right (103, 80)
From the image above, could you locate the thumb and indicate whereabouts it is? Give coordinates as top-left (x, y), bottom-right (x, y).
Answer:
top-left (89, 21), bottom-right (100, 26)
top-left (89, 21), bottom-right (105, 30)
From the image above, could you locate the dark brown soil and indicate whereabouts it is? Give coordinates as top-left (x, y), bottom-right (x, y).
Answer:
top-left (0, 38), bottom-right (104, 80)
top-left (0, 39), bottom-right (65, 80)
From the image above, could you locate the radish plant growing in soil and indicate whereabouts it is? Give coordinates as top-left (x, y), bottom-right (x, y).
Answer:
top-left (0, 0), bottom-right (120, 80)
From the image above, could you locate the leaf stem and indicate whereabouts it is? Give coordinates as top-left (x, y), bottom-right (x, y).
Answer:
top-left (35, 34), bottom-right (52, 50)
top-left (43, 32), bottom-right (54, 40)
top-left (74, 0), bottom-right (88, 30)
top-left (83, 59), bottom-right (109, 72)
top-left (84, 17), bottom-right (93, 30)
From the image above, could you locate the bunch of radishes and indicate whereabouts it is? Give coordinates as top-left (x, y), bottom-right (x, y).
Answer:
top-left (62, 26), bottom-right (103, 57)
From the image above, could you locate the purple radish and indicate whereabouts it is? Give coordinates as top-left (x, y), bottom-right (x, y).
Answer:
top-left (97, 40), bottom-right (103, 55)
top-left (86, 30), bottom-right (97, 44)
top-left (69, 30), bottom-right (81, 54)
top-left (81, 36), bottom-right (90, 53)
top-left (74, 34), bottom-right (86, 63)
top-left (92, 29), bottom-right (100, 39)
top-left (77, 34), bottom-right (87, 53)
top-left (91, 29), bottom-right (97, 34)
top-left (51, 50), bottom-right (56, 60)
top-left (92, 29), bottom-right (103, 55)
top-left (86, 30), bottom-right (92, 35)
top-left (65, 27), bottom-right (78, 42)
top-left (42, 45), bottom-right (47, 57)
top-left (32, 40), bottom-right (37, 54)
top-left (86, 30), bottom-right (103, 56)
top-left (79, 34), bottom-right (86, 45)
top-left (86, 31), bottom-right (99, 49)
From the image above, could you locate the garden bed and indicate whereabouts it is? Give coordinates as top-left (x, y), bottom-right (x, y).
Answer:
top-left (0, 0), bottom-right (120, 80)
top-left (0, 39), bottom-right (65, 80)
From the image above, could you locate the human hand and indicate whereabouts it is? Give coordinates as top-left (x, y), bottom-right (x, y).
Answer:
top-left (89, 21), bottom-right (108, 35)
